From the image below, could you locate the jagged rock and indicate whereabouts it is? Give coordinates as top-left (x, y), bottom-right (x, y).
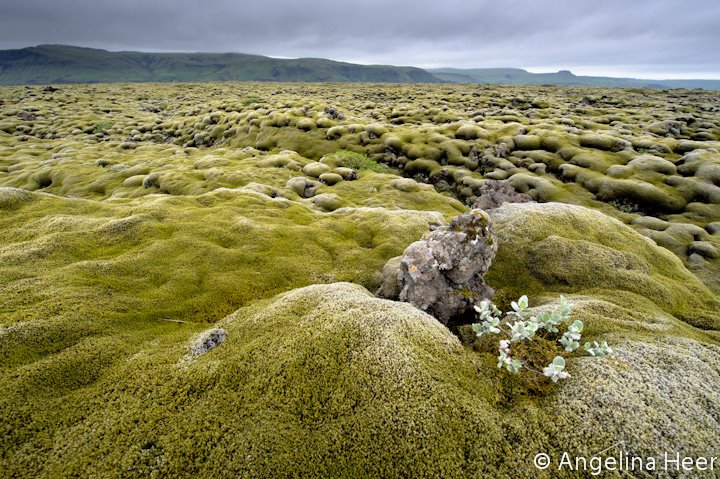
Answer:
top-left (472, 179), bottom-right (534, 211)
top-left (378, 210), bottom-right (497, 323)
top-left (190, 328), bottom-right (227, 356)
top-left (323, 106), bottom-right (344, 120)
top-left (495, 142), bottom-right (510, 158)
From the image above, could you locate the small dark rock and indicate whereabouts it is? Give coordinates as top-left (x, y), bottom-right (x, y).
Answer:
top-left (472, 179), bottom-right (534, 210)
top-left (17, 111), bottom-right (36, 121)
top-left (324, 106), bottom-right (344, 120)
top-left (468, 145), bottom-right (479, 161)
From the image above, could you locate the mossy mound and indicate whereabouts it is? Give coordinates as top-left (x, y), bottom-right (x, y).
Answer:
top-left (0, 283), bottom-right (506, 478)
top-left (486, 202), bottom-right (720, 330)
top-left (0, 186), bottom-right (450, 334)
top-left (554, 334), bottom-right (720, 462)
top-left (3, 82), bottom-right (720, 292)
top-left (3, 281), bottom-right (719, 478)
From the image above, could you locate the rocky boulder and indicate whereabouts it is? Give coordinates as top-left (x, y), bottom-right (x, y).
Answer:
top-left (378, 210), bottom-right (497, 323)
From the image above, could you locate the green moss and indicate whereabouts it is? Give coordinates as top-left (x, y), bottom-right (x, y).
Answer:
top-left (301, 161), bottom-right (331, 178)
top-left (241, 97), bottom-right (263, 106)
top-left (311, 192), bottom-right (342, 211)
top-left (325, 151), bottom-right (390, 173)
top-left (404, 159), bottom-right (441, 176)
top-left (4, 281), bottom-right (719, 478)
top-left (512, 135), bottom-right (542, 151)
top-left (486, 202), bottom-right (720, 330)
top-left (0, 189), bottom-right (449, 330)
top-left (2, 82), bottom-right (720, 477)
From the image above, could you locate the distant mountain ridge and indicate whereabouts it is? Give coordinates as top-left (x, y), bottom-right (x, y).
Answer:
top-left (0, 45), bottom-right (439, 84)
top-left (0, 44), bottom-right (718, 90)
top-left (430, 67), bottom-right (720, 90)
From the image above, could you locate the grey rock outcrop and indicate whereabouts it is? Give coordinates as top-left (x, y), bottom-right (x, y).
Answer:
top-left (190, 328), bottom-right (227, 356)
top-left (377, 210), bottom-right (497, 323)
top-left (472, 179), bottom-right (533, 211)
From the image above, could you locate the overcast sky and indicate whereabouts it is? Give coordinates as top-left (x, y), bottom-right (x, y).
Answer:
top-left (1, 0), bottom-right (718, 79)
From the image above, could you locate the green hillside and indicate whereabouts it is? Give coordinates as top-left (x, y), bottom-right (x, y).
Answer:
top-left (1, 44), bottom-right (719, 90)
top-left (0, 45), bottom-right (440, 84)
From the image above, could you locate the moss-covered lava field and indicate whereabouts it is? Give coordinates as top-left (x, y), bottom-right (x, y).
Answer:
top-left (1, 82), bottom-right (719, 478)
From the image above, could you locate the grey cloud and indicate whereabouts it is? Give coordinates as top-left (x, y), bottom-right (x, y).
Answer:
top-left (0, 0), bottom-right (718, 77)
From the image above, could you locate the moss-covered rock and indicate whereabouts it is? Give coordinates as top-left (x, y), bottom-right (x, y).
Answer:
top-left (301, 161), bottom-right (331, 178)
top-left (626, 154), bottom-right (677, 175)
top-left (332, 167), bottom-right (358, 181)
top-left (286, 176), bottom-right (318, 198)
top-left (318, 172), bottom-right (344, 186)
top-left (311, 192), bottom-right (342, 211)
top-left (486, 202), bottom-right (720, 330)
top-left (579, 134), bottom-right (631, 152)
top-left (389, 178), bottom-right (420, 192)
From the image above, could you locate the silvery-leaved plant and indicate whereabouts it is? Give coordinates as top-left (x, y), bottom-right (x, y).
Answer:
top-left (559, 320), bottom-right (584, 352)
top-left (496, 340), bottom-right (523, 373)
top-left (510, 319), bottom-right (538, 341)
top-left (543, 356), bottom-right (570, 382)
top-left (470, 295), bottom-right (610, 383)
top-left (509, 295), bottom-right (529, 318)
top-left (584, 340), bottom-right (613, 357)
top-left (473, 300), bottom-right (502, 321)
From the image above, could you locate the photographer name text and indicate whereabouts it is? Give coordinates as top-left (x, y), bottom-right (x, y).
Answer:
top-left (534, 451), bottom-right (717, 475)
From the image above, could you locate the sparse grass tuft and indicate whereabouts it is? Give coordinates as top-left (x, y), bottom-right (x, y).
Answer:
top-left (242, 97), bottom-right (263, 106)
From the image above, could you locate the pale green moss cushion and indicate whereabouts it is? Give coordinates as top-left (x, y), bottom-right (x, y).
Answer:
top-left (487, 202), bottom-right (720, 330)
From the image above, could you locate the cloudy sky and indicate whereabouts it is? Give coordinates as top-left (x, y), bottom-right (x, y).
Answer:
top-left (1, 0), bottom-right (719, 79)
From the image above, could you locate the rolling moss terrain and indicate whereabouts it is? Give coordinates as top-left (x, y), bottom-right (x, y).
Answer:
top-left (1, 82), bottom-right (720, 478)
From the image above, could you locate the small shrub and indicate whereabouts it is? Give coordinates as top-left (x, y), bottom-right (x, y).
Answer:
top-left (242, 97), bottom-right (263, 106)
top-left (93, 120), bottom-right (114, 133)
top-left (332, 151), bottom-right (389, 173)
top-left (471, 295), bottom-right (611, 382)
